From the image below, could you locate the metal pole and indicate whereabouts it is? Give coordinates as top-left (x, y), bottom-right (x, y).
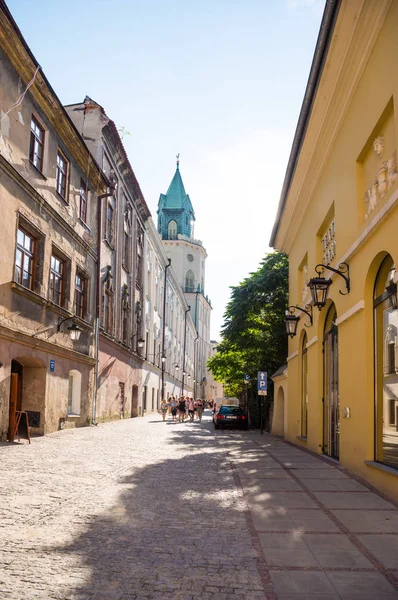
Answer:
top-left (161, 258), bottom-right (171, 400)
top-left (181, 306), bottom-right (190, 395)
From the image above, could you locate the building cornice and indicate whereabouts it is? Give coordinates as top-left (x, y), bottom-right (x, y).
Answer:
top-left (270, 0), bottom-right (341, 247)
top-left (272, 0), bottom-right (392, 253)
top-left (0, 1), bottom-right (107, 194)
top-left (0, 324), bottom-right (96, 365)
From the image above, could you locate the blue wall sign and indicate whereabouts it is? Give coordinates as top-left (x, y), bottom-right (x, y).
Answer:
top-left (258, 371), bottom-right (267, 391)
top-left (50, 360), bottom-right (55, 372)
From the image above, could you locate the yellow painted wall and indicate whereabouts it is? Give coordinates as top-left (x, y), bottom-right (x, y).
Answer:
top-left (278, 1), bottom-right (398, 502)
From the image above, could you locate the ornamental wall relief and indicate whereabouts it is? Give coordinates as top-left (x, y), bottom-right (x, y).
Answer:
top-left (364, 136), bottom-right (397, 219)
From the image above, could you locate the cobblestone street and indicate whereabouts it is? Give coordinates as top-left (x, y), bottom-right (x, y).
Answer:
top-left (1, 411), bottom-right (398, 600)
top-left (1, 411), bottom-right (271, 600)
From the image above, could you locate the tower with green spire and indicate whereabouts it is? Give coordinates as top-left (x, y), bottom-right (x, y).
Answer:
top-left (157, 157), bottom-right (195, 240)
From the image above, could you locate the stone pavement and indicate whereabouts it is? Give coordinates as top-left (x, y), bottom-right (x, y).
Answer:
top-left (0, 411), bottom-right (397, 600)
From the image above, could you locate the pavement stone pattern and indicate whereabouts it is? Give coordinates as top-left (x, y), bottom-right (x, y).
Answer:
top-left (0, 411), bottom-right (398, 599)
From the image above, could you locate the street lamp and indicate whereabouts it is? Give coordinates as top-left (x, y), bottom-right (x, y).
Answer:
top-left (131, 334), bottom-right (145, 350)
top-left (284, 304), bottom-right (313, 338)
top-left (307, 262), bottom-right (350, 310)
top-left (57, 316), bottom-right (83, 341)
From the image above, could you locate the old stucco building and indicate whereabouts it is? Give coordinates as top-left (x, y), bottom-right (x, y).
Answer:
top-left (0, 2), bottom-right (108, 439)
top-left (271, 0), bottom-right (398, 501)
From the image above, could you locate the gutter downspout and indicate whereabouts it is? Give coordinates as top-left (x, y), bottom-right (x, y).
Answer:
top-left (161, 258), bottom-right (171, 400)
top-left (181, 306), bottom-right (191, 396)
top-left (193, 334), bottom-right (198, 400)
top-left (93, 175), bottom-right (117, 425)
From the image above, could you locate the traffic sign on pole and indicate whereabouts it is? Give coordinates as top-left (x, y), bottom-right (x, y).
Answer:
top-left (258, 371), bottom-right (267, 393)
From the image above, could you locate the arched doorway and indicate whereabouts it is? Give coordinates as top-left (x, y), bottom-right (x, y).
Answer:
top-left (323, 304), bottom-right (339, 459)
top-left (272, 386), bottom-right (285, 437)
top-left (8, 357), bottom-right (46, 438)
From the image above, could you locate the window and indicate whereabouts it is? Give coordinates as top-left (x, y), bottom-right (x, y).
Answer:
top-left (123, 231), bottom-right (129, 269)
top-left (49, 254), bottom-right (64, 305)
top-left (122, 307), bottom-right (129, 345)
top-left (106, 202), bottom-right (114, 246)
top-left (79, 179), bottom-right (88, 223)
top-left (168, 220), bottom-right (177, 239)
top-left (75, 272), bottom-right (86, 319)
top-left (56, 151), bottom-right (68, 199)
top-left (185, 270), bottom-right (195, 292)
top-left (374, 255), bottom-right (398, 470)
top-left (67, 370), bottom-right (82, 416)
top-left (301, 333), bottom-right (308, 438)
top-left (103, 289), bottom-right (114, 334)
top-left (15, 227), bottom-right (35, 289)
top-left (123, 204), bottom-right (131, 270)
top-left (29, 116), bottom-right (44, 171)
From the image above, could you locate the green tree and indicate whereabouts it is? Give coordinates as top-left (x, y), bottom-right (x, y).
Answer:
top-left (208, 251), bottom-right (288, 399)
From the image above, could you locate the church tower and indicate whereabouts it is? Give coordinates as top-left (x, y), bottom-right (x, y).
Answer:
top-left (157, 156), bottom-right (195, 240)
top-left (157, 158), bottom-right (211, 398)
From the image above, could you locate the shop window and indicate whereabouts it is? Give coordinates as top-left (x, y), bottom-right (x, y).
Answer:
top-left (374, 255), bottom-right (398, 470)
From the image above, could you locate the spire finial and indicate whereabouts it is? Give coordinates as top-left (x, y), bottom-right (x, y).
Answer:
top-left (176, 153), bottom-right (180, 168)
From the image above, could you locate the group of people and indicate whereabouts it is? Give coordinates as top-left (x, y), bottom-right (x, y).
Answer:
top-left (160, 397), bottom-right (206, 422)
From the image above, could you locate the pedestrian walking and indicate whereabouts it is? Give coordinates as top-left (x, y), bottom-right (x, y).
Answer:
top-left (188, 398), bottom-right (195, 421)
top-left (178, 396), bottom-right (186, 422)
top-left (196, 398), bottom-right (203, 422)
top-left (167, 398), bottom-right (172, 415)
top-left (160, 399), bottom-right (168, 421)
top-left (170, 397), bottom-right (178, 421)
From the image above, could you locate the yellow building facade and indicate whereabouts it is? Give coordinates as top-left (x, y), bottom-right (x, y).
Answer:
top-left (271, 0), bottom-right (398, 502)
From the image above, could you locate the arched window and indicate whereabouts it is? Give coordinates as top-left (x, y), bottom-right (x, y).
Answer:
top-left (374, 255), bottom-right (398, 469)
top-left (68, 370), bottom-right (82, 415)
top-left (301, 333), bottom-right (308, 438)
top-left (185, 270), bottom-right (195, 292)
top-left (168, 220), bottom-right (177, 240)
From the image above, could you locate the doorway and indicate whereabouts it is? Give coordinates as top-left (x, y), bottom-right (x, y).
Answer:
top-left (8, 360), bottom-right (23, 440)
top-left (323, 304), bottom-right (339, 459)
top-left (131, 385), bottom-right (138, 417)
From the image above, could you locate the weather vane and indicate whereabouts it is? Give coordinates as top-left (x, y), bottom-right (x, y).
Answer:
top-left (176, 153), bottom-right (180, 166)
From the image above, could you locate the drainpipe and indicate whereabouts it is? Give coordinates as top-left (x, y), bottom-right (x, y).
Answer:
top-left (161, 258), bottom-right (171, 400)
top-left (93, 173), bottom-right (117, 425)
top-left (181, 306), bottom-right (190, 396)
top-left (193, 334), bottom-right (198, 400)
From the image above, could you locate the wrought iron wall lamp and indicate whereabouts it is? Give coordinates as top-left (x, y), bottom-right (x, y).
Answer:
top-left (307, 262), bottom-right (350, 310)
top-left (284, 304), bottom-right (313, 338)
top-left (57, 316), bottom-right (83, 341)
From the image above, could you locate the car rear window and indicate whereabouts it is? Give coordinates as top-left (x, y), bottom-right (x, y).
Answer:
top-left (219, 406), bottom-right (244, 415)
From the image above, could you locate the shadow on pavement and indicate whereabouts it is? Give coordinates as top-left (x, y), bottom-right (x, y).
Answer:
top-left (51, 416), bottom-right (268, 599)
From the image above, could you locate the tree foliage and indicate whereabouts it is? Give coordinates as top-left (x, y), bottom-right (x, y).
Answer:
top-left (208, 251), bottom-right (288, 397)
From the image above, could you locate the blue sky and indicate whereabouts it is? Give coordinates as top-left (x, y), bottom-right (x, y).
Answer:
top-left (7, 0), bottom-right (324, 338)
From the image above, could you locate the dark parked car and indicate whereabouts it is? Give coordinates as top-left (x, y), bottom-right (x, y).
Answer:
top-left (213, 405), bottom-right (248, 430)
